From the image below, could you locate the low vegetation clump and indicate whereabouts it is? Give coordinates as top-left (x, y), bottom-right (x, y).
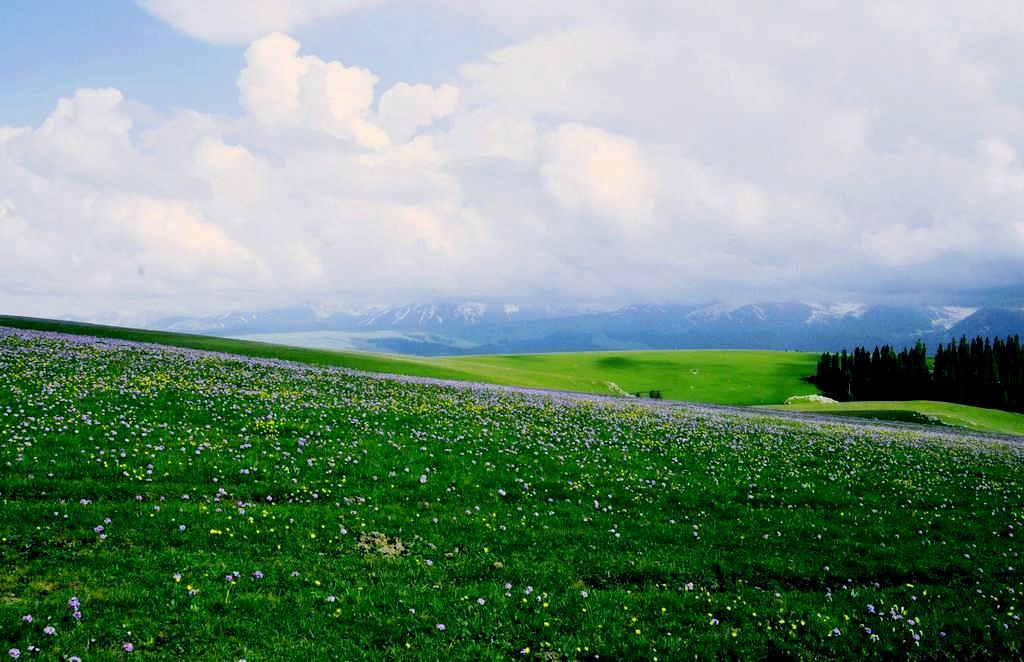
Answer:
top-left (1, 327), bottom-right (1023, 659)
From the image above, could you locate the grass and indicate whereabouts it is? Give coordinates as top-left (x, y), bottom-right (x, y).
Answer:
top-left (3, 316), bottom-right (1022, 436)
top-left (769, 400), bottom-right (1024, 437)
top-left (0, 315), bottom-right (478, 382)
top-left (0, 316), bottom-right (820, 406)
top-left (434, 351), bottom-right (820, 406)
top-left (2, 325), bottom-right (1024, 659)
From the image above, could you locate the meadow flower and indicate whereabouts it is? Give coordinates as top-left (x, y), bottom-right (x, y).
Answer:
top-left (43, 626), bottom-right (56, 635)
top-left (21, 615), bottom-right (32, 622)
top-left (123, 642), bottom-right (134, 652)
top-left (252, 570), bottom-right (263, 580)
top-left (436, 623), bottom-right (446, 631)
top-left (8, 649), bottom-right (20, 659)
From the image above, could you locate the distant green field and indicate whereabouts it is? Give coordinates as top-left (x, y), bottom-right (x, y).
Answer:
top-left (769, 400), bottom-right (1024, 436)
top-left (434, 351), bottom-right (820, 405)
top-left (0, 316), bottom-right (820, 405)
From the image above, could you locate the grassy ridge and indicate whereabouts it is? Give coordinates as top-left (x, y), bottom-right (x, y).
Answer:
top-left (770, 400), bottom-right (1024, 437)
top-left (0, 315), bottom-right (478, 381)
top-left (0, 316), bottom-right (821, 405)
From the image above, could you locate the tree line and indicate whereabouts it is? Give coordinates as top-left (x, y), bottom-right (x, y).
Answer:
top-left (814, 335), bottom-right (1023, 413)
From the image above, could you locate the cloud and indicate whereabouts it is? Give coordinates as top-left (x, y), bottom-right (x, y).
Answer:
top-left (138, 0), bottom-right (379, 44)
top-left (375, 83), bottom-right (459, 144)
top-left (5, 4), bottom-right (1024, 318)
top-left (540, 123), bottom-right (656, 223)
top-left (443, 106), bottom-right (537, 163)
top-left (238, 32), bottom-right (389, 148)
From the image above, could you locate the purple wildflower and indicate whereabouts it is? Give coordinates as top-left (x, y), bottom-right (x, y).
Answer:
top-left (43, 626), bottom-right (56, 635)
top-left (123, 642), bottom-right (134, 652)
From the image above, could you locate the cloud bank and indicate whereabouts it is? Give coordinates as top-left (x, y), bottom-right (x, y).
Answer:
top-left (2, 1), bottom-right (1024, 317)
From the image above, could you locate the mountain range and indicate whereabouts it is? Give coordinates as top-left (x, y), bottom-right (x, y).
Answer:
top-left (74, 301), bottom-right (1024, 357)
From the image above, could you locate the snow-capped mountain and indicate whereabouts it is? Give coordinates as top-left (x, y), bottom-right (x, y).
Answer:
top-left (143, 300), bottom-right (589, 335)
top-left (926, 306), bottom-right (978, 330)
top-left (98, 300), bottom-right (1024, 356)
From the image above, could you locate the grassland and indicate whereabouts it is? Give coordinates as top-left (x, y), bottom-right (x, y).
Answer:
top-left (769, 400), bottom-right (1024, 437)
top-left (1, 326), bottom-right (1024, 659)
top-left (0, 315), bottom-right (478, 381)
top-left (434, 351), bottom-right (820, 405)
top-left (0, 316), bottom-right (820, 405)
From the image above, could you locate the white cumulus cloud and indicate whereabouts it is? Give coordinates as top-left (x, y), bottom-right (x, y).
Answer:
top-left (138, 0), bottom-right (380, 44)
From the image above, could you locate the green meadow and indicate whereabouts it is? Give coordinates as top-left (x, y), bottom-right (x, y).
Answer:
top-left (435, 351), bottom-right (819, 405)
top-left (769, 400), bottom-right (1024, 437)
top-left (0, 316), bottom-right (819, 404)
top-left (2, 316), bottom-right (1022, 436)
top-left (2, 325), bottom-right (1023, 659)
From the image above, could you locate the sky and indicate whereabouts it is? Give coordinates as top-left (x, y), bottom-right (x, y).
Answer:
top-left (1, 1), bottom-right (1024, 319)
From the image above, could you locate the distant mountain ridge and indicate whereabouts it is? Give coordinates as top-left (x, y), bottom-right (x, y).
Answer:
top-left (75, 300), bottom-right (1024, 356)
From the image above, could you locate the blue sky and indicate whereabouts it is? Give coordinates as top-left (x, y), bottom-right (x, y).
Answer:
top-left (1, 1), bottom-right (240, 125)
top-left (0, 1), bottom-right (502, 127)
top-left (1, 2), bottom-right (1023, 318)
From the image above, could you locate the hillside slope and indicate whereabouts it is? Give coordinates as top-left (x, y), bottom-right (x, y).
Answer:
top-left (0, 316), bottom-right (820, 405)
top-left (2, 325), bottom-right (1023, 658)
